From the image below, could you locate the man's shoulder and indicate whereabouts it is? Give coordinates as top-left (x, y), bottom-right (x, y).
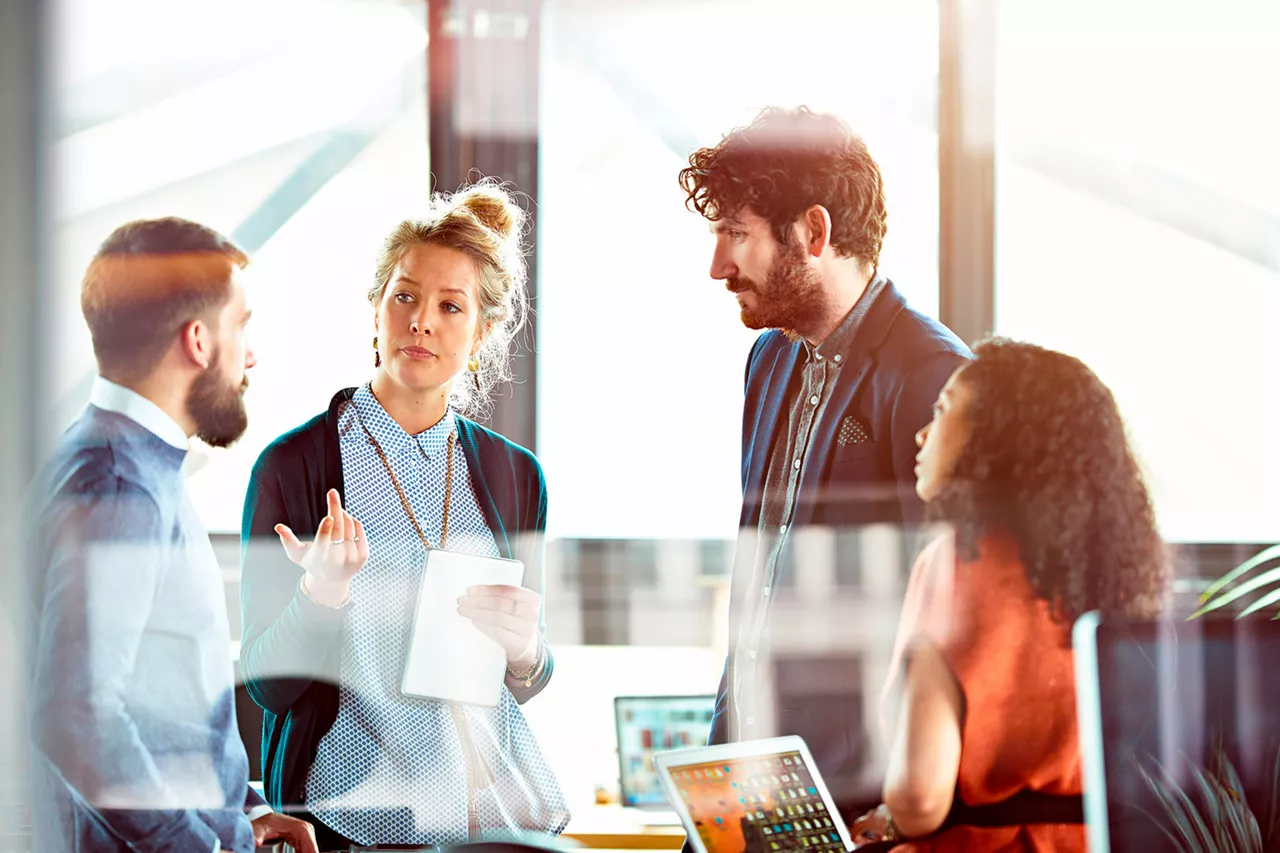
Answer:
top-left (748, 329), bottom-right (793, 361)
top-left (743, 329), bottom-right (796, 381)
top-left (32, 441), bottom-right (170, 546)
top-left (43, 414), bottom-right (167, 504)
top-left (881, 301), bottom-right (971, 369)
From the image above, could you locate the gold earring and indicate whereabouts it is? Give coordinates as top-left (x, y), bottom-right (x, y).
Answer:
top-left (467, 356), bottom-right (480, 373)
top-left (373, 336), bottom-right (381, 368)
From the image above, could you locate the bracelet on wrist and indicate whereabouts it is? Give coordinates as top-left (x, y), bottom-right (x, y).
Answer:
top-left (298, 574), bottom-right (350, 609)
top-left (507, 636), bottom-right (544, 687)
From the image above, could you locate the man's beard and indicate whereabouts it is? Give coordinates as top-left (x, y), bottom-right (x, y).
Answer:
top-left (729, 236), bottom-right (827, 340)
top-left (187, 349), bottom-right (249, 448)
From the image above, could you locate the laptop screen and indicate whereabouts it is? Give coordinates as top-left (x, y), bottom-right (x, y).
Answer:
top-left (664, 747), bottom-right (846, 853)
top-left (615, 695), bottom-right (716, 807)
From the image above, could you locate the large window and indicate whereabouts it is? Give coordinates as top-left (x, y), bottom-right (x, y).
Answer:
top-left (993, 0), bottom-right (1280, 544)
top-left (48, 0), bottom-right (430, 533)
top-left (537, 0), bottom-right (941, 540)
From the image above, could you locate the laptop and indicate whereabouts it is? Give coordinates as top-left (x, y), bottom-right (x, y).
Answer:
top-left (614, 695), bottom-right (716, 825)
top-left (1074, 612), bottom-right (1280, 852)
top-left (653, 735), bottom-right (855, 853)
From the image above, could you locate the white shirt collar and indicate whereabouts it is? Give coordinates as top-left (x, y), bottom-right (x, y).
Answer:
top-left (89, 377), bottom-right (190, 450)
top-left (350, 384), bottom-right (456, 459)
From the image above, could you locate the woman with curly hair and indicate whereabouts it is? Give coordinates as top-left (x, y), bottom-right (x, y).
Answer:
top-left (850, 338), bottom-right (1168, 851)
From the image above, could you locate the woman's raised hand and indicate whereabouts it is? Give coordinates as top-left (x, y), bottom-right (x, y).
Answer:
top-left (275, 489), bottom-right (368, 607)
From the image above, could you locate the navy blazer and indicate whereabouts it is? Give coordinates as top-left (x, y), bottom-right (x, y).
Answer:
top-left (711, 281), bottom-right (970, 801)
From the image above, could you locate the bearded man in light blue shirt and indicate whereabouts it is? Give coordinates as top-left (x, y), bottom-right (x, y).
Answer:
top-left (25, 218), bottom-right (316, 853)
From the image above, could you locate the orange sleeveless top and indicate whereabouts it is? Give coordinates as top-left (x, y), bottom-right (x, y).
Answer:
top-left (881, 533), bottom-right (1085, 852)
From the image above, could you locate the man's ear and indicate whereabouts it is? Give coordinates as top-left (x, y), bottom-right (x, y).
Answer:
top-left (800, 204), bottom-right (833, 258)
top-left (179, 319), bottom-right (213, 370)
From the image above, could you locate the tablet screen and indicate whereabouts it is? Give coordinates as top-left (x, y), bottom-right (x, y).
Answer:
top-left (665, 748), bottom-right (847, 853)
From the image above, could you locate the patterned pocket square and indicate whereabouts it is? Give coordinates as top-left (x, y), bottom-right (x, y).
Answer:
top-left (837, 416), bottom-right (872, 447)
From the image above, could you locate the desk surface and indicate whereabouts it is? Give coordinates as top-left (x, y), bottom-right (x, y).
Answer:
top-left (562, 804), bottom-right (685, 850)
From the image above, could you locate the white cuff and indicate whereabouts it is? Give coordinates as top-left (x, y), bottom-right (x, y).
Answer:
top-left (246, 803), bottom-right (274, 822)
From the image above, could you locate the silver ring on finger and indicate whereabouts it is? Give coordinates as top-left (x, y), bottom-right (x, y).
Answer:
top-left (348, 536), bottom-right (360, 542)
top-left (331, 539), bottom-right (345, 545)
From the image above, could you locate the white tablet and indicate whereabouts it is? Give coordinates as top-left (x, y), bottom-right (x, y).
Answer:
top-left (653, 736), bottom-right (854, 853)
top-left (401, 548), bottom-right (524, 707)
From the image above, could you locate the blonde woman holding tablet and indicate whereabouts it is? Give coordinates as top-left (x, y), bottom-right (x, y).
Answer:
top-left (239, 181), bottom-right (567, 850)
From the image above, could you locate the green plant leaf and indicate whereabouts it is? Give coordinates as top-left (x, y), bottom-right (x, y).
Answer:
top-left (1193, 563), bottom-right (1280, 619)
top-left (1188, 765), bottom-right (1226, 847)
top-left (1198, 544), bottom-right (1280, 604)
top-left (1238, 586), bottom-right (1280, 619)
top-left (1135, 801), bottom-right (1203, 853)
top-left (1139, 762), bottom-right (1204, 853)
top-left (1193, 562), bottom-right (1280, 618)
top-left (1137, 748), bottom-right (1276, 853)
top-left (1141, 757), bottom-right (1215, 853)
top-left (1193, 760), bottom-right (1259, 851)
top-left (1217, 757), bottom-right (1264, 851)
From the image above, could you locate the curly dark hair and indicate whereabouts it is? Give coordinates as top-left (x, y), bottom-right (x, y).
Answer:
top-left (935, 338), bottom-right (1168, 624)
top-left (677, 106), bottom-right (887, 269)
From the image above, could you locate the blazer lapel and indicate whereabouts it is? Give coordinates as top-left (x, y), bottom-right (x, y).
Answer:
top-left (741, 338), bottom-right (802, 523)
top-left (789, 357), bottom-right (876, 527)
top-left (790, 283), bottom-right (908, 526)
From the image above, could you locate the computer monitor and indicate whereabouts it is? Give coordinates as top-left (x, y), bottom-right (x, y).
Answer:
top-left (1074, 613), bottom-right (1280, 852)
top-left (615, 695), bottom-right (716, 808)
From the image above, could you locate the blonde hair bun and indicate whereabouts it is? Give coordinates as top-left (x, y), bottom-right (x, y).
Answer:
top-left (368, 176), bottom-right (530, 421)
top-left (453, 182), bottom-right (523, 242)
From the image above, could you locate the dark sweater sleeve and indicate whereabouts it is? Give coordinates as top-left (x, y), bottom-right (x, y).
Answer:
top-left (239, 447), bottom-right (347, 717)
top-left (507, 453), bottom-right (553, 704)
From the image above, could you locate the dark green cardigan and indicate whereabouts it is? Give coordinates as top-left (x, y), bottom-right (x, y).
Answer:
top-left (238, 388), bottom-right (553, 808)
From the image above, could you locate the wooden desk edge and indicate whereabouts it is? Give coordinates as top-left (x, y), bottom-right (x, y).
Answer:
top-left (561, 831), bottom-right (686, 850)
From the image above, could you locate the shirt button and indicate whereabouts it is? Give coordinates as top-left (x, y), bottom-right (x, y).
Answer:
top-left (809, 395), bottom-right (819, 405)
top-left (746, 716), bottom-right (756, 726)
top-left (779, 523), bottom-right (788, 534)
top-left (763, 586), bottom-right (771, 598)
top-left (814, 353), bottom-right (823, 361)
top-left (749, 649), bottom-right (757, 660)
top-left (793, 458), bottom-right (801, 470)
top-left (833, 354), bottom-right (842, 363)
